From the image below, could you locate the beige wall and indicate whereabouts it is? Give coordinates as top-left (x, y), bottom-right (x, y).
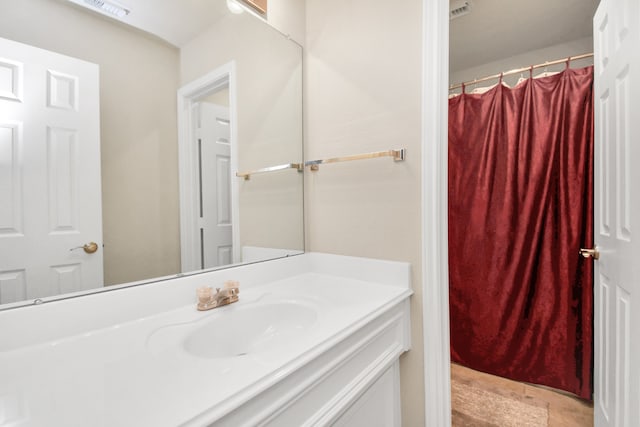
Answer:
top-left (0, 0), bottom-right (181, 285)
top-left (304, 0), bottom-right (425, 424)
top-left (267, 0), bottom-right (306, 45)
top-left (204, 88), bottom-right (230, 106)
top-left (450, 36), bottom-right (594, 89)
top-left (180, 10), bottom-right (304, 253)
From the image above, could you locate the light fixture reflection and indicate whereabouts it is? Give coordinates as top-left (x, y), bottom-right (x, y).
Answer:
top-left (83, 0), bottom-right (130, 17)
top-left (226, 0), bottom-right (244, 14)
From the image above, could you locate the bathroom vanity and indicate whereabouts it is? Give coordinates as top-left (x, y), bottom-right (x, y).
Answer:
top-left (0, 253), bottom-right (412, 426)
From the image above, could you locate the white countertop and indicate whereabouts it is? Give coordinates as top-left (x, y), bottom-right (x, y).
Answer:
top-left (0, 254), bottom-right (411, 427)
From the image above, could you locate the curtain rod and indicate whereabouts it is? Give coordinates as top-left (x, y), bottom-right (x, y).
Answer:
top-left (449, 52), bottom-right (594, 91)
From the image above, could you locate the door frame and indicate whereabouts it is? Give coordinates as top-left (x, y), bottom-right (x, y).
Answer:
top-left (424, 2), bottom-right (611, 425)
top-left (177, 61), bottom-right (241, 273)
top-left (421, 0), bottom-right (452, 425)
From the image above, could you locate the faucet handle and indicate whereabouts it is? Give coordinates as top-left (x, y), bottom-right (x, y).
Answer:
top-left (223, 280), bottom-right (240, 294)
top-left (196, 282), bottom-right (239, 311)
top-left (196, 286), bottom-right (213, 303)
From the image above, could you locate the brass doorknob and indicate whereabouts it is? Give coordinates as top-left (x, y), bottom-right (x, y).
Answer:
top-left (579, 247), bottom-right (599, 260)
top-left (70, 242), bottom-right (99, 254)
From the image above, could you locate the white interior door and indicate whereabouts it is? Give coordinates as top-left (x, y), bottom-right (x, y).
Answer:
top-left (593, 0), bottom-right (640, 425)
top-left (196, 102), bottom-right (233, 268)
top-left (0, 37), bottom-right (102, 305)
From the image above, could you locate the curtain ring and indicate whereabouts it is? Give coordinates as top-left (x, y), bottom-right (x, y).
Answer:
top-left (499, 72), bottom-right (504, 83)
top-left (461, 83), bottom-right (466, 94)
top-left (566, 57), bottom-right (571, 69)
top-left (529, 66), bottom-right (533, 79)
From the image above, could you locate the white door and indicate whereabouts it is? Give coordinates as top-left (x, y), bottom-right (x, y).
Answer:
top-left (196, 102), bottom-right (233, 268)
top-left (593, 0), bottom-right (640, 425)
top-left (0, 37), bottom-right (102, 305)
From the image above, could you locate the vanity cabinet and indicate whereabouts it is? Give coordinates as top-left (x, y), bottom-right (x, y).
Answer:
top-left (332, 363), bottom-right (401, 427)
top-left (207, 302), bottom-right (408, 427)
top-left (0, 253), bottom-right (411, 427)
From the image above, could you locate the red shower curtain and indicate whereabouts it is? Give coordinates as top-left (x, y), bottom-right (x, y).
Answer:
top-left (448, 66), bottom-right (594, 399)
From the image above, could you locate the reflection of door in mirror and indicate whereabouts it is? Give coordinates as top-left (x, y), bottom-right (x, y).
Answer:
top-left (196, 100), bottom-right (233, 269)
top-left (0, 37), bottom-right (103, 304)
top-left (178, 66), bottom-right (240, 274)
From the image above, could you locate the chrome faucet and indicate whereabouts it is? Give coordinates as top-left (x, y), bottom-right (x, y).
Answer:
top-left (196, 281), bottom-right (239, 311)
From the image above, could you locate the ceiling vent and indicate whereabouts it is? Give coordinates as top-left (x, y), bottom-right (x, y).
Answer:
top-left (450, 0), bottom-right (473, 20)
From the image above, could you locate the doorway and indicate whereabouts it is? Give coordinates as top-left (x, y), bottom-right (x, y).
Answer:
top-left (177, 62), bottom-right (240, 273)
top-left (447, 0), bottom-right (598, 424)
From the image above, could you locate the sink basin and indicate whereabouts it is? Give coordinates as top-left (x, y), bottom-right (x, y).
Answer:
top-left (183, 301), bottom-right (317, 358)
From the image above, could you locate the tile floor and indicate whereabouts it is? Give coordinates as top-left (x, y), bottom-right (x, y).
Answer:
top-left (451, 363), bottom-right (593, 426)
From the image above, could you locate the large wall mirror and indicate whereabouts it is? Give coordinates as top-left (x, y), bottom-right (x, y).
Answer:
top-left (0, 0), bottom-right (304, 309)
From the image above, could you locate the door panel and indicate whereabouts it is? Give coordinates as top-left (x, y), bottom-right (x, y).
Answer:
top-left (0, 37), bottom-right (102, 305)
top-left (593, 0), bottom-right (640, 425)
top-left (197, 102), bottom-right (233, 268)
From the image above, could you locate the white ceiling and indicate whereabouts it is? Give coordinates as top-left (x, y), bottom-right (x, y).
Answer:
top-left (68, 0), bottom-right (600, 65)
top-left (450, 0), bottom-right (600, 72)
top-left (65, 0), bottom-right (231, 47)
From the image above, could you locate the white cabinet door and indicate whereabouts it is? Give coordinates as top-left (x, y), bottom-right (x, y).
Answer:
top-left (0, 37), bottom-right (102, 304)
top-left (593, 0), bottom-right (640, 425)
top-left (331, 363), bottom-right (401, 427)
